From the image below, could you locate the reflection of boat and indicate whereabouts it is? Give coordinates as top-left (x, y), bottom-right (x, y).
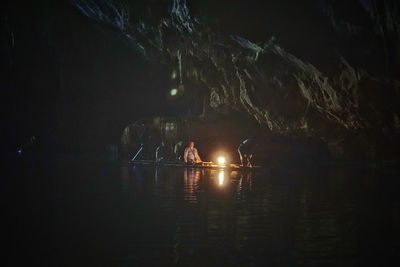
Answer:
top-left (130, 160), bottom-right (261, 170)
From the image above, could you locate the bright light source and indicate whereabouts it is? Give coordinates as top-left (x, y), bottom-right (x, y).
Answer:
top-left (218, 171), bottom-right (224, 186)
top-left (170, 88), bottom-right (178, 96)
top-left (217, 156), bottom-right (226, 165)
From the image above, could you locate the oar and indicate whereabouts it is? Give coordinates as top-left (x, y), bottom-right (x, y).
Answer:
top-left (131, 146), bottom-right (143, 161)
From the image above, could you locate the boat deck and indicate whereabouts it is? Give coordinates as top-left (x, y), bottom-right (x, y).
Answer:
top-left (130, 160), bottom-right (261, 170)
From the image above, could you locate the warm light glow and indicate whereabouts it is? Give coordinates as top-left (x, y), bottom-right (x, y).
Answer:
top-left (170, 88), bottom-right (178, 96)
top-left (218, 171), bottom-right (224, 186)
top-left (217, 156), bottom-right (226, 165)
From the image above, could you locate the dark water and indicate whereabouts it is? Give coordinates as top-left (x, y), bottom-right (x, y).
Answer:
top-left (6, 157), bottom-right (400, 266)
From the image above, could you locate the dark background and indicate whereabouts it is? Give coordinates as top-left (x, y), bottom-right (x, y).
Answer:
top-left (1, 0), bottom-right (399, 155)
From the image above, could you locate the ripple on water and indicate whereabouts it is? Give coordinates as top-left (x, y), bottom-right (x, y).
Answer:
top-left (117, 165), bottom-right (400, 266)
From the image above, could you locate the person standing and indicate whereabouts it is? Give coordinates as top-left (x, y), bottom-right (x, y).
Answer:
top-left (238, 138), bottom-right (256, 167)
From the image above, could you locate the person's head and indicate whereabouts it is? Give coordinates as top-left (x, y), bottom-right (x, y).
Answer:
top-left (189, 141), bottom-right (194, 148)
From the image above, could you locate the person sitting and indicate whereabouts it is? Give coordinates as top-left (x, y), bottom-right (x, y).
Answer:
top-left (174, 141), bottom-right (184, 161)
top-left (183, 141), bottom-right (202, 164)
top-left (238, 138), bottom-right (256, 167)
top-left (155, 141), bottom-right (167, 162)
top-left (156, 141), bottom-right (174, 162)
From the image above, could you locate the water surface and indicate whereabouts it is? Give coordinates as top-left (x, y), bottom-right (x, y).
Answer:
top-left (7, 158), bottom-right (400, 266)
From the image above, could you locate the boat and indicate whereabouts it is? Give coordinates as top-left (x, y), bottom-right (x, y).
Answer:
top-left (130, 160), bottom-right (261, 170)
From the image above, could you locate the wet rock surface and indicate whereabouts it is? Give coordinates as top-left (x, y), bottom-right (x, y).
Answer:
top-left (72, 0), bottom-right (400, 159)
top-left (2, 0), bottom-right (399, 159)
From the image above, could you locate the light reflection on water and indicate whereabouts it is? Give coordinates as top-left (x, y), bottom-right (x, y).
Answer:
top-left (218, 170), bottom-right (225, 186)
top-left (115, 165), bottom-right (400, 266)
top-left (14, 157), bottom-right (400, 266)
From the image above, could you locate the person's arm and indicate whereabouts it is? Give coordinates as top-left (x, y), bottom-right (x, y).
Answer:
top-left (195, 149), bottom-right (202, 162)
top-left (183, 148), bottom-right (188, 163)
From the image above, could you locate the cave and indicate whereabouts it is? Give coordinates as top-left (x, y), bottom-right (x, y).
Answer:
top-left (3, 0), bottom-right (400, 265)
top-left (3, 0), bottom-right (400, 160)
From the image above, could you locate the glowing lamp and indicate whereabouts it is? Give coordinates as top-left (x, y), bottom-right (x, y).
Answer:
top-left (170, 88), bottom-right (178, 96)
top-left (217, 156), bottom-right (226, 166)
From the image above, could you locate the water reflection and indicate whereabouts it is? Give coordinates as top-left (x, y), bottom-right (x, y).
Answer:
top-left (218, 170), bottom-right (224, 186)
top-left (121, 165), bottom-right (400, 266)
top-left (183, 168), bottom-right (201, 203)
